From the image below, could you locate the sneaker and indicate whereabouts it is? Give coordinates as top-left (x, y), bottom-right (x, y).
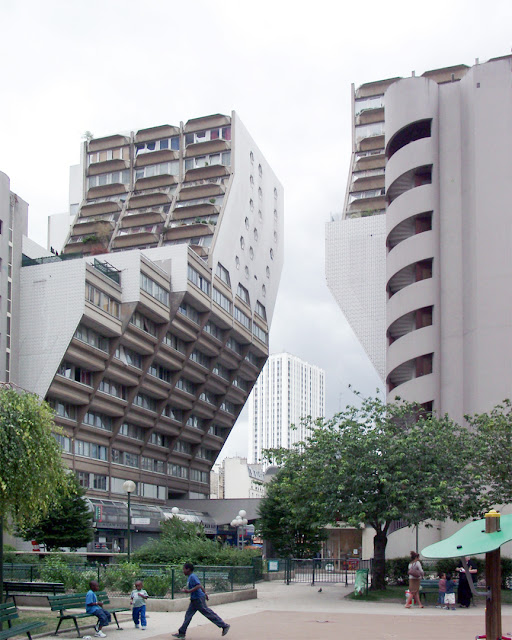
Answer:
top-left (141, 627), bottom-right (146, 631)
top-left (172, 635), bottom-right (185, 639)
top-left (94, 632), bottom-right (106, 638)
top-left (94, 623), bottom-right (100, 633)
top-left (222, 625), bottom-right (230, 637)
top-left (134, 625), bottom-right (140, 629)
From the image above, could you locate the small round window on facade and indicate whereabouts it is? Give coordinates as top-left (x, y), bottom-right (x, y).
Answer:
top-left (249, 247), bottom-right (254, 260)
top-left (258, 209), bottom-right (263, 222)
top-left (254, 228), bottom-right (259, 241)
top-left (266, 266), bottom-right (270, 278)
top-left (270, 248), bottom-right (274, 260)
top-left (250, 199), bottom-right (254, 211)
top-left (274, 187), bottom-right (278, 199)
top-left (274, 208), bottom-right (278, 222)
top-left (240, 236), bottom-right (245, 249)
top-left (250, 151), bottom-right (254, 164)
top-left (274, 231), bottom-right (277, 243)
top-left (262, 284), bottom-right (266, 297)
top-left (258, 187), bottom-right (262, 200)
top-left (244, 266), bottom-right (249, 279)
top-left (250, 175), bottom-right (254, 186)
top-left (258, 164), bottom-right (263, 177)
top-left (245, 217), bottom-right (250, 230)
top-left (235, 256), bottom-right (240, 269)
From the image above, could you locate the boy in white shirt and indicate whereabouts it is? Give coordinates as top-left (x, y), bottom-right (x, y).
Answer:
top-left (130, 580), bottom-right (149, 629)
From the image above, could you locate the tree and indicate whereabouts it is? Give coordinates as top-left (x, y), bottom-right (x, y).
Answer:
top-left (18, 473), bottom-right (93, 550)
top-left (466, 399), bottom-right (512, 506)
top-left (265, 394), bottom-right (484, 589)
top-left (257, 461), bottom-right (327, 558)
top-left (0, 387), bottom-right (68, 597)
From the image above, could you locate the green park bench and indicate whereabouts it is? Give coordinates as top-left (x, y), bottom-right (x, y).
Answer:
top-left (48, 591), bottom-right (129, 637)
top-left (0, 601), bottom-right (46, 640)
top-left (3, 581), bottom-right (65, 606)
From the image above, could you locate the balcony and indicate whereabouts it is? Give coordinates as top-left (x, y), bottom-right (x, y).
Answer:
top-left (185, 139), bottom-right (231, 156)
top-left (134, 175), bottom-right (178, 191)
top-left (72, 218), bottom-right (116, 237)
top-left (387, 165), bottom-right (432, 205)
top-left (127, 192), bottom-right (171, 210)
top-left (173, 202), bottom-right (220, 219)
top-left (135, 124), bottom-right (180, 143)
top-left (87, 183), bottom-right (128, 199)
top-left (112, 225), bottom-right (162, 249)
top-left (120, 209), bottom-right (166, 228)
top-left (88, 158), bottom-right (130, 175)
top-left (164, 222), bottom-right (215, 242)
top-left (135, 149), bottom-right (179, 166)
top-left (88, 134), bottom-right (130, 152)
top-left (184, 164), bottom-right (231, 182)
top-left (80, 200), bottom-right (122, 217)
top-left (178, 183), bottom-right (225, 201)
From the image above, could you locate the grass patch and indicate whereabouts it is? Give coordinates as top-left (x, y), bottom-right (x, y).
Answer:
top-left (10, 609), bottom-right (131, 635)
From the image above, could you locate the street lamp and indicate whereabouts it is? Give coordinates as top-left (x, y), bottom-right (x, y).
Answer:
top-left (171, 507), bottom-right (180, 516)
top-left (230, 510), bottom-right (248, 550)
top-left (123, 480), bottom-right (136, 562)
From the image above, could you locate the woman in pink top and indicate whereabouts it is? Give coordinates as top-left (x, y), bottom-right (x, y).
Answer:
top-left (405, 551), bottom-right (424, 608)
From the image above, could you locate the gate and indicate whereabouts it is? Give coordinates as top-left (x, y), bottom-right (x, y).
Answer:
top-left (284, 558), bottom-right (372, 586)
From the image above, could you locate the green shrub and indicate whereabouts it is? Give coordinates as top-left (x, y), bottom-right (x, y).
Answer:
top-left (3, 544), bottom-right (17, 563)
top-left (386, 557), bottom-right (410, 585)
top-left (142, 575), bottom-right (170, 597)
top-left (103, 562), bottom-right (140, 594)
top-left (501, 557), bottom-right (512, 589)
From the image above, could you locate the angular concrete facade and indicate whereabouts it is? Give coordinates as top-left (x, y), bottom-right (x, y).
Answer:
top-left (19, 113), bottom-right (283, 540)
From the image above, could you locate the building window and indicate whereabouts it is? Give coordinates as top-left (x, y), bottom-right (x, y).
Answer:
top-left (57, 362), bottom-right (92, 386)
top-left (236, 283), bottom-right (250, 304)
top-left (83, 410), bottom-right (113, 431)
top-left (234, 306), bottom-right (251, 329)
top-left (86, 284), bottom-right (120, 318)
top-left (253, 324), bottom-right (268, 344)
top-left (135, 161), bottom-right (179, 180)
top-left (215, 262), bottom-right (231, 286)
top-left (178, 302), bottom-right (200, 324)
top-left (190, 349), bottom-right (210, 368)
top-left (213, 287), bottom-right (232, 313)
top-left (98, 378), bottom-right (126, 400)
top-left (163, 332), bottom-right (186, 353)
top-left (53, 433), bottom-right (71, 452)
top-left (74, 324), bottom-right (109, 352)
top-left (87, 170), bottom-right (130, 189)
top-left (133, 393), bottom-right (157, 412)
top-left (148, 362), bottom-right (173, 383)
top-left (119, 423), bottom-right (145, 440)
top-left (141, 273), bottom-right (170, 306)
top-left (255, 301), bottom-right (267, 321)
top-left (130, 311), bottom-right (157, 336)
top-left (48, 399), bottom-right (76, 420)
top-left (188, 265), bottom-right (210, 295)
top-left (203, 320), bottom-right (223, 341)
top-left (136, 137), bottom-right (179, 154)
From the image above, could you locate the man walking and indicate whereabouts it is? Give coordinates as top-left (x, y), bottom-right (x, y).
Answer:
top-left (172, 562), bottom-right (230, 638)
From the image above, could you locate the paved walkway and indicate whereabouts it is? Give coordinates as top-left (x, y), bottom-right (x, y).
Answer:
top-left (36, 581), bottom-right (512, 640)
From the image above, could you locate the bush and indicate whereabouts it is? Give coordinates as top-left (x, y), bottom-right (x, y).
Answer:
top-left (103, 563), bottom-right (140, 594)
top-left (386, 557), bottom-right (410, 585)
top-left (3, 544), bottom-right (17, 564)
top-left (501, 557), bottom-right (512, 589)
top-left (142, 575), bottom-right (170, 598)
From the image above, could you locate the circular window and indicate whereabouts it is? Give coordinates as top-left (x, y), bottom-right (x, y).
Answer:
top-left (235, 256), bottom-right (240, 269)
top-left (266, 266), bottom-right (270, 278)
top-left (258, 164), bottom-right (263, 177)
top-left (262, 284), bottom-right (266, 297)
top-left (258, 209), bottom-right (263, 222)
top-left (274, 187), bottom-right (278, 199)
top-left (250, 151), bottom-right (254, 164)
top-left (270, 248), bottom-right (274, 260)
top-left (245, 217), bottom-right (250, 230)
top-left (250, 175), bottom-right (254, 186)
top-left (240, 236), bottom-right (245, 249)
top-left (258, 187), bottom-right (262, 200)
top-left (249, 247), bottom-right (254, 260)
top-left (244, 266), bottom-right (249, 279)
top-left (274, 208), bottom-right (278, 222)
top-left (254, 228), bottom-right (259, 241)
top-left (274, 231), bottom-right (277, 243)
top-left (250, 199), bottom-right (254, 211)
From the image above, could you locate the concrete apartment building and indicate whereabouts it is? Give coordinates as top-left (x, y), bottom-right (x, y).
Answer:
top-left (18, 112), bottom-right (283, 550)
top-left (0, 171), bottom-right (28, 385)
top-left (326, 55), bottom-right (512, 556)
top-left (248, 352), bottom-right (325, 465)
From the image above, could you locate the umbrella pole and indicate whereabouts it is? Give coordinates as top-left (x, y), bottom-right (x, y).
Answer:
top-left (485, 510), bottom-right (502, 640)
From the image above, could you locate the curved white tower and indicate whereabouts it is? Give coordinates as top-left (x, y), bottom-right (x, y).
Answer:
top-left (384, 78), bottom-right (439, 409)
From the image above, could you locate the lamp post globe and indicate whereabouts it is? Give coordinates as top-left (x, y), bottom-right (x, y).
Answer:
top-left (123, 480), bottom-right (136, 561)
top-left (171, 507), bottom-right (180, 515)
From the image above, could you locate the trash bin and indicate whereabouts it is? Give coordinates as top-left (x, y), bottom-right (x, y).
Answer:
top-left (354, 568), bottom-right (369, 596)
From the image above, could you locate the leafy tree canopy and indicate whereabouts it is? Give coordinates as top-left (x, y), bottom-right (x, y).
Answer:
top-left (18, 473), bottom-right (93, 550)
top-left (0, 387), bottom-right (68, 528)
top-left (263, 394), bottom-right (485, 589)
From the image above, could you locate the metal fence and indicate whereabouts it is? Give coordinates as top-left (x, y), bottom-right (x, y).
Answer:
top-left (2, 563), bottom-right (255, 599)
top-left (277, 558), bottom-right (373, 586)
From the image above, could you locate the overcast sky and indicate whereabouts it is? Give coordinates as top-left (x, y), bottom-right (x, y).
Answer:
top-left (1, 0), bottom-right (510, 459)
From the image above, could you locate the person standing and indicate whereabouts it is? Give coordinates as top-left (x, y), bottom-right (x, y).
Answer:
top-left (130, 580), bottom-right (148, 629)
top-left (457, 556), bottom-right (477, 608)
top-left (172, 563), bottom-right (230, 638)
top-left (405, 551), bottom-right (424, 608)
top-left (444, 572), bottom-right (457, 610)
top-left (436, 572), bottom-right (446, 609)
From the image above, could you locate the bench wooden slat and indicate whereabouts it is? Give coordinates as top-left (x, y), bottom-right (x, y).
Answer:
top-left (48, 591), bottom-right (129, 637)
top-left (0, 603), bottom-right (46, 640)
